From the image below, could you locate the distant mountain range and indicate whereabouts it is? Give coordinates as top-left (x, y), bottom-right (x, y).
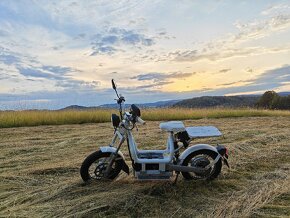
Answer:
top-left (61, 92), bottom-right (290, 110)
top-left (61, 99), bottom-right (180, 110)
top-left (173, 95), bottom-right (259, 108)
top-left (278, 92), bottom-right (290, 96)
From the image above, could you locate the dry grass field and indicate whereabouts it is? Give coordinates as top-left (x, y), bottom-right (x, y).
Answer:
top-left (1, 108), bottom-right (290, 128)
top-left (0, 116), bottom-right (290, 217)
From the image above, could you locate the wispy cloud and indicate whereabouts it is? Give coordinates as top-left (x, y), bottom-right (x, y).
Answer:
top-left (18, 66), bottom-right (68, 80)
top-left (0, 54), bottom-right (21, 65)
top-left (233, 14), bottom-right (290, 43)
top-left (17, 65), bottom-right (100, 91)
top-left (125, 71), bottom-right (195, 90)
top-left (131, 72), bottom-right (194, 82)
top-left (219, 68), bottom-right (231, 73)
top-left (261, 3), bottom-right (290, 16)
top-left (171, 45), bottom-right (290, 62)
top-left (213, 65), bottom-right (290, 94)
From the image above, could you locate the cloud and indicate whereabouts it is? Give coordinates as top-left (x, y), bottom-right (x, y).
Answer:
top-left (0, 46), bottom-right (24, 66)
top-left (91, 46), bottom-right (117, 56)
top-left (17, 65), bottom-right (72, 80)
top-left (18, 67), bottom-right (51, 79)
top-left (135, 81), bottom-right (174, 89)
top-left (219, 68), bottom-right (231, 73)
top-left (253, 65), bottom-right (290, 87)
top-left (17, 65), bottom-right (100, 91)
top-left (131, 72), bottom-right (194, 82)
top-left (216, 79), bottom-right (252, 87)
top-left (127, 71), bottom-right (195, 90)
top-left (55, 80), bottom-right (100, 90)
top-left (41, 66), bottom-right (73, 75)
top-left (0, 54), bottom-right (21, 65)
top-left (211, 65), bottom-right (290, 94)
top-left (233, 14), bottom-right (290, 43)
top-left (172, 45), bottom-right (290, 62)
top-left (261, 3), bottom-right (290, 16)
top-left (90, 27), bottom-right (154, 55)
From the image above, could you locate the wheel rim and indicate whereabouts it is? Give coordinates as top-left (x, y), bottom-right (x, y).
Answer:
top-left (88, 157), bottom-right (118, 180)
top-left (187, 154), bottom-right (216, 179)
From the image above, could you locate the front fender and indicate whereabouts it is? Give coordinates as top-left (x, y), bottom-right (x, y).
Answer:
top-left (100, 146), bottom-right (129, 174)
top-left (100, 146), bottom-right (126, 159)
top-left (179, 144), bottom-right (219, 163)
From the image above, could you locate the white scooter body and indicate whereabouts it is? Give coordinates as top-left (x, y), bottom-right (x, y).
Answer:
top-left (103, 111), bottom-right (225, 181)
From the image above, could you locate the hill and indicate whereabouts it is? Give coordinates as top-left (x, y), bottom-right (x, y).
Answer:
top-left (60, 92), bottom-right (289, 110)
top-left (61, 105), bottom-right (97, 110)
top-left (174, 96), bottom-right (260, 108)
top-left (61, 100), bottom-right (180, 110)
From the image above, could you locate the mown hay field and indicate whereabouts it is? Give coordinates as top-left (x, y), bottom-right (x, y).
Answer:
top-left (0, 116), bottom-right (289, 217)
top-left (1, 108), bottom-right (290, 128)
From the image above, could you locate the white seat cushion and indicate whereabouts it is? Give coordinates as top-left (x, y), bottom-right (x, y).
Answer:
top-left (159, 121), bottom-right (185, 132)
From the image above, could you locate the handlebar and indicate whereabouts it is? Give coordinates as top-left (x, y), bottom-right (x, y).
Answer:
top-left (136, 116), bottom-right (146, 125)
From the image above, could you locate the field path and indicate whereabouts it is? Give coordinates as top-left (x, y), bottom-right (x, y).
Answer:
top-left (0, 117), bottom-right (289, 217)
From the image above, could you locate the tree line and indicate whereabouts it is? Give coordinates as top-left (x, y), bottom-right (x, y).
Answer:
top-left (256, 91), bottom-right (290, 110)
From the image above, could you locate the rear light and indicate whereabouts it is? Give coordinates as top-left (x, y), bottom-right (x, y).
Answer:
top-left (217, 145), bottom-right (230, 168)
top-left (216, 145), bottom-right (227, 156)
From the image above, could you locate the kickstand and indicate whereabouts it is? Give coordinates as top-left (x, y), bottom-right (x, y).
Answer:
top-left (173, 172), bottom-right (180, 185)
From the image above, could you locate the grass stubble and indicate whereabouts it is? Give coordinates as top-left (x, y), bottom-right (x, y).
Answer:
top-left (0, 116), bottom-right (289, 217)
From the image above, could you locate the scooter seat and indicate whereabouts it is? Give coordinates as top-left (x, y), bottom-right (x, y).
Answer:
top-left (159, 121), bottom-right (185, 133)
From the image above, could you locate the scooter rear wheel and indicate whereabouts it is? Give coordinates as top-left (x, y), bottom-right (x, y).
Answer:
top-left (181, 149), bottom-right (222, 180)
top-left (80, 151), bottom-right (122, 182)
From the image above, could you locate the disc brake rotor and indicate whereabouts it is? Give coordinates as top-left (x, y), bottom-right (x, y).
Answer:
top-left (94, 162), bottom-right (108, 179)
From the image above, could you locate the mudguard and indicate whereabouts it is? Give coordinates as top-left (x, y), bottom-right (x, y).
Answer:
top-left (179, 144), bottom-right (220, 163)
top-left (100, 146), bottom-right (129, 174)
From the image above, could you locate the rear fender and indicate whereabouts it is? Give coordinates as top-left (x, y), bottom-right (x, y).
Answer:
top-left (100, 146), bottom-right (129, 174)
top-left (179, 144), bottom-right (220, 164)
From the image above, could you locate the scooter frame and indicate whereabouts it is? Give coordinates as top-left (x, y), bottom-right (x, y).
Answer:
top-left (102, 111), bottom-right (223, 178)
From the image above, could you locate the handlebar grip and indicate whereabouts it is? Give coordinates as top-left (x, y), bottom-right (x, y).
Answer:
top-left (136, 117), bottom-right (146, 125)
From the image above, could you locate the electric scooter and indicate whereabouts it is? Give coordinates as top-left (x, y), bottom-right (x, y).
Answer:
top-left (80, 79), bottom-right (229, 182)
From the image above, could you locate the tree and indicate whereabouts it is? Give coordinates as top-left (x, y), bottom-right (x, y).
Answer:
top-left (257, 91), bottom-right (290, 110)
top-left (256, 91), bottom-right (279, 109)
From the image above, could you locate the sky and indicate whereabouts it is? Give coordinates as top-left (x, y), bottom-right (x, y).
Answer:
top-left (0, 0), bottom-right (290, 110)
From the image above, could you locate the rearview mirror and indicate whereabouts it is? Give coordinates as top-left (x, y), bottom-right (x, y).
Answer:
top-left (111, 79), bottom-right (117, 90)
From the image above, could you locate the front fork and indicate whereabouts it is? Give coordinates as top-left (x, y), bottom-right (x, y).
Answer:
top-left (104, 137), bottom-right (125, 177)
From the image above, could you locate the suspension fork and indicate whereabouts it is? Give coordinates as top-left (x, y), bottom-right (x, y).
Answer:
top-left (104, 137), bottom-right (125, 177)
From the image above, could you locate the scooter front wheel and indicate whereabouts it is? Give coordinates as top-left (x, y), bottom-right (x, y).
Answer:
top-left (181, 149), bottom-right (222, 180)
top-left (80, 150), bottom-right (122, 182)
